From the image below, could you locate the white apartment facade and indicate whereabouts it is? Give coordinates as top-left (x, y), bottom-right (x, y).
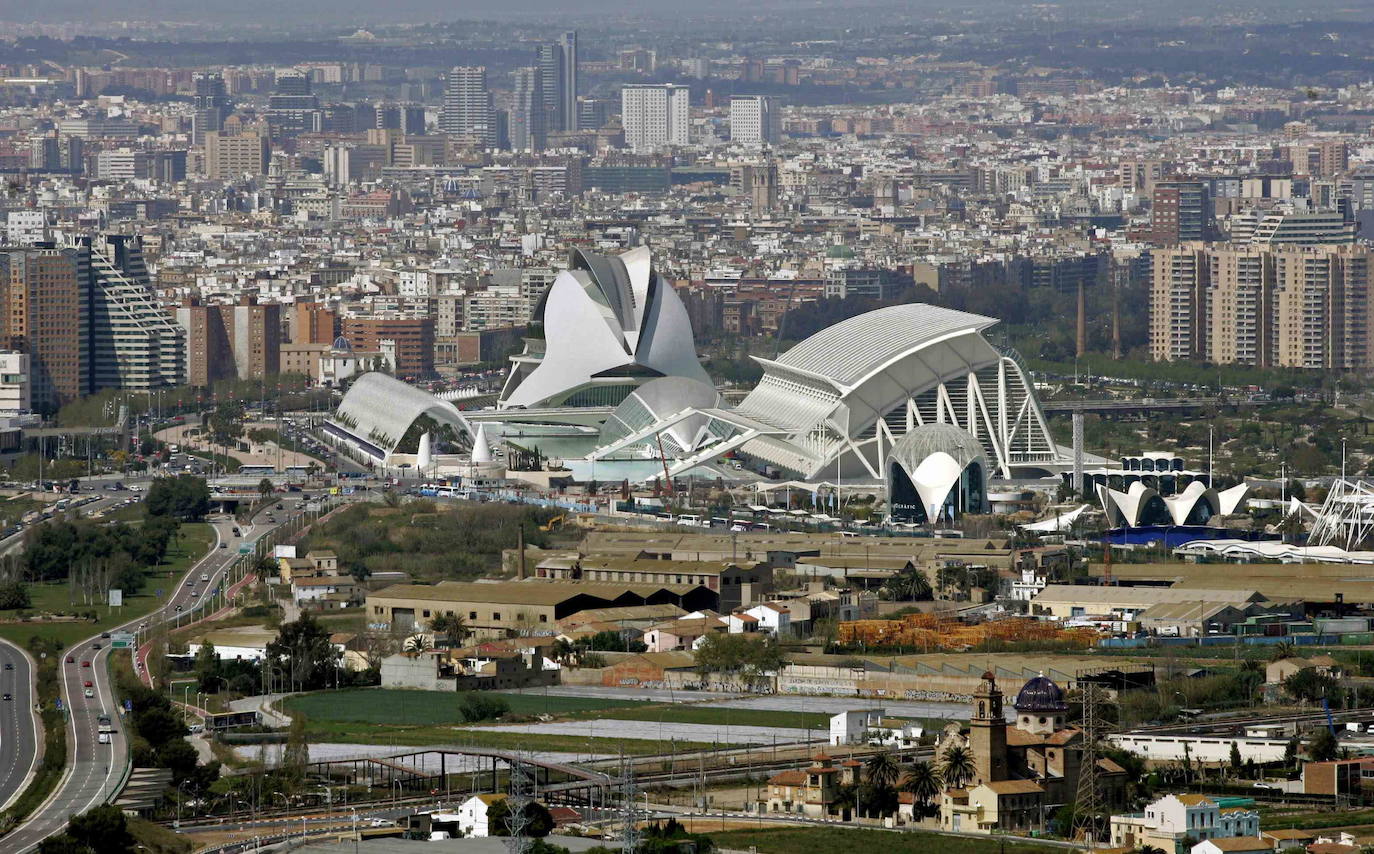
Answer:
top-left (621, 84), bottom-right (690, 153)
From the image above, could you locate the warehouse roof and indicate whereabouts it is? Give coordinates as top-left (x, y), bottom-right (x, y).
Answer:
top-left (1032, 584), bottom-right (1266, 607)
top-left (368, 580), bottom-right (705, 606)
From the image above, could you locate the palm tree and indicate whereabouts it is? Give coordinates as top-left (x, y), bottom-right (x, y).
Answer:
top-left (430, 613), bottom-right (470, 646)
top-left (865, 749), bottom-right (900, 790)
top-left (898, 761), bottom-right (944, 816)
top-left (1270, 640), bottom-right (1296, 663)
top-left (940, 745), bottom-right (976, 790)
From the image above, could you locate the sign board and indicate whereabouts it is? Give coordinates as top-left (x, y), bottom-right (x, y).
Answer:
top-left (108, 589), bottom-right (123, 607)
top-left (124, 699), bottom-right (132, 712)
top-left (239, 542), bottom-right (255, 555)
top-left (274, 545), bottom-right (297, 559)
top-left (55, 698), bottom-right (63, 711)
top-left (110, 632), bottom-right (135, 649)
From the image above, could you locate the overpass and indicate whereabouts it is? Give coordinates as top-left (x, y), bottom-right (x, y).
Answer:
top-left (306, 746), bottom-right (614, 803)
top-left (1040, 396), bottom-right (1263, 416)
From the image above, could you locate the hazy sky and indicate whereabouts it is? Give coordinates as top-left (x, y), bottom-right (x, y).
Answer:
top-left (3, 0), bottom-right (831, 24)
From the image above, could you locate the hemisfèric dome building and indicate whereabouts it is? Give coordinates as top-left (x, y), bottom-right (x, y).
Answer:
top-left (1013, 672), bottom-right (1068, 736)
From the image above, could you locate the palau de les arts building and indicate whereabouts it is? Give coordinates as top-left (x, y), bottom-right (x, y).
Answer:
top-left (328, 246), bottom-right (1077, 522)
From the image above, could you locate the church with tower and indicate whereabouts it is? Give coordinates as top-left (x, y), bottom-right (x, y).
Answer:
top-left (936, 671), bottom-right (1127, 834)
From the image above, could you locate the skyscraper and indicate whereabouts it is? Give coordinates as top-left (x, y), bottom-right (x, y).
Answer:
top-left (536, 31), bottom-right (578, 134)
top-left (729, 95), bottom-right (780, 145)
top-left (559, 30), bottom-right (578, 133)
top-left (510, 66), bottom-right (546, 152)
top-left (192, 71), bottom-right (229, 146)
top-left (441, 66), bottom-right (495, 146)
top-left (537, 43), bottom-right (566, 134)
top-left (621, 84), bottom-right (690, 153)
top-left (82, 235), bottom-right (186, 391)
top-left (0, 247), bottom-right (88, 411)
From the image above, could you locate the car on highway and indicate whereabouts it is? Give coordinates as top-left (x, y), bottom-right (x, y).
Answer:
top-left (3, 662), bottom-right (11, 670)
top-left (101, 632), bottom-right (110, 639)
top-left (82, 680), bottom-right (92, 688)
top-left (66, 656), bottom-right (74, 664)
top-left (98, 732), bottom-right (111, 744)
top-left (84, 688), bottom-right (94, 698)
top-left (220, 542), bottom-right (227, 549)
top-left (2, 693), bottom-right (10, 701)
top-left (81, 660), bottom-right (91, 668)
top-left (91, 643), bottom-right (102, 650)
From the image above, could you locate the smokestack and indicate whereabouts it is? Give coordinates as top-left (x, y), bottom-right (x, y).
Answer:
top-left (1076, 280), bottom-right (1087, 358)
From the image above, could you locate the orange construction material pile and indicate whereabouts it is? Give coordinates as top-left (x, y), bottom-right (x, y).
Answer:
top-left (837, 614), bottom-right (1097, 650)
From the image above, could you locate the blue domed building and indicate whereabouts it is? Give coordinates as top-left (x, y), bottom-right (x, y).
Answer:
top-left (1013, 672), bottom-right (1068, 736)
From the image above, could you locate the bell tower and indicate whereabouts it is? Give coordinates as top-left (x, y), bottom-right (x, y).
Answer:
top-left (969, 670), bottom-right (1008, 785)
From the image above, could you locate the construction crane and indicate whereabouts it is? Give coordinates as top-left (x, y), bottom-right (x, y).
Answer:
top-left (540, 514), bottom-right (565, 532)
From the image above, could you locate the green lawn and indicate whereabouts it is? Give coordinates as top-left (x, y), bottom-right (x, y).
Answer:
top-left (711, 827), bottom-right (1067, 854)
top-left (283, 687), bottom-right (648, 725)
top-left (0, 522), bottom-right (217, 647)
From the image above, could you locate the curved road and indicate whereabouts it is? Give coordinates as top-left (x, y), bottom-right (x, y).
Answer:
top-left (3, 492), bottom-right (314, 852)
top-left (0, 641), bottom-right (38, 813)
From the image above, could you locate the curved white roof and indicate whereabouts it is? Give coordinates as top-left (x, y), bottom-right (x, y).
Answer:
top-left (499, 246), bottom-right (710, 409)
top-left (333, 372), bottom-right (471, 456)
top-left (774, 304), bottom-right (997, 388)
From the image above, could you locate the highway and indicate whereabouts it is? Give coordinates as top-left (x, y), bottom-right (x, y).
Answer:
top-left (2, 489), bottom-right (317, 852)
top-left (0, 640), bottom-right (38, 813)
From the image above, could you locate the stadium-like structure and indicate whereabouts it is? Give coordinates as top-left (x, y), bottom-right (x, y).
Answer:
top-left (327, 247), bottom-right (1072, 486)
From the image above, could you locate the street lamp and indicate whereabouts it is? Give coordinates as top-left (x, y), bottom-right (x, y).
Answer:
top-left (349, 807), bottom-right (360, 854)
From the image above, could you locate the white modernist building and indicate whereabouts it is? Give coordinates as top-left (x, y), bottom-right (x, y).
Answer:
top-left (586, 302), bottom-right (1065, 483)
top-left (1096, 479), bottom-right (1249, 528)
top-left (326, 372), bottom-right (472, 465)
top-left (499, 246), bottom-right (711, 410)
top-left (885, 423), bottom-right (989, 523)
top-left (730, 304), bottom-right (1061, 481)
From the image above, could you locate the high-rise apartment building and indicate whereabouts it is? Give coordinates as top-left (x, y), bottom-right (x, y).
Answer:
top-left (621, 84), bottom-right (690, 153)
top-left (441, 66), bottom-right (496, 146)
top-left (293, 301), bottom-right (338, 345)
top-left (1150, 244), bottom-right (1209, 362)
top-left (229, 297), bottom-right (282, 379)
top-left (173, 298), bottom-right (234, 388)
top-left (340, 315), bottom-right (435, 378)
top-left (172, 296), bottom-right (281, 386)
top-left (510, 66), bottom-right (546, 152)
top-left (1150, 180), bottom-right (1215, 245)
top-left (730, 95), bottom-right (780, 145)
top-left (1151, 241), bottom-right (1374, 370)
top-left (82, 235), bottom-right (186, 392)
top-left (0, 247), bottom-right (88, 411)
top-left (192, 71), bottom-right (229, 146)
top-left (204, 130), bottom-right (269, 179)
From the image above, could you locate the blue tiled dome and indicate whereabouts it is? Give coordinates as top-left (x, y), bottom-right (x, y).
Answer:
top-left (1013, 674), bottom-right (1067, 713)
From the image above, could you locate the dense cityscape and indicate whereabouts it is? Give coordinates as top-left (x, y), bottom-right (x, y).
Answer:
top-left (4, 2), bottom-right (1374, 854)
